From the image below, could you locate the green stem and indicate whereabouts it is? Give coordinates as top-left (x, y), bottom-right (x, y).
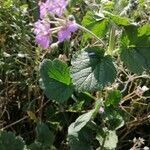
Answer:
top-left (107, 26), bottom-right (116, 55)
top-left (101, 134), bottom-right (107, 150)
top-left (92, 98), bottom-right (102, 118)
top-left (77, 24), bottom-right (106, 47)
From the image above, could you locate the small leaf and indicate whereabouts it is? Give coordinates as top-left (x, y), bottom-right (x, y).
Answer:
top-left (138, 24), bottom-right (150, 37)
top-left (96, 128), bottom-right (118, 150)
top-left (0, 131), bottom-right (25, 150)
top-left (27, 111), bottom-right (38, 123)
top-left (71, 47), bottom-right (117, 92)
top-left (103, 1), bottom-right (115, 11)
top-left (3, 0), bottom-right (13, 8)
top-left (105, 90), bottom-right (122, 107)
top-left (40, 59), bottom-right (73, 102)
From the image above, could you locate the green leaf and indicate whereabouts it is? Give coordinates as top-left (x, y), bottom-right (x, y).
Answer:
top-left (68, 100), bottom-right (84, 112)
top-left (120, 25), bottom-right (150, 74)
top-left (29, 142), bottom-right (42, 150)
top-left (36, 122), bottom-right (54, 147)
top-left (73, 110), bottom-right (95, 132)
top-left (71, 47), bottom-right (117, 92)
top-left (108, 14), bottom-right (130, 26)
top-left (69, 0), bottom-right (82, 6)
top-left (3, 0), bottom-right (13, 8)
top-left (96, 128), bottom-right (118, 150)
top-left (29, 142), bottom-right (56, 150)
top-left (68, 109), bottom-right (95, 150)
top-left (121, 47), bottom-right (150, 74)
top-left (82, 11), bottom-right (109, 40)
top-left (103, 1), bottom-right (115, 11)
top-left (47, 59), bottom-right (71, 85)
top-left (104, 107), bottom-right (125, 130)
top-left (105, 90), bottom-right (122, 107)
top-left (68, 110), bottom-right (95, 134)
top-left (121, 25), bottom-right (150, 47)
top-left (68, 127), bottom-right (93, 150)
top-left (40, 59), bottom-right (73, 102)
top-left (138, 24), bottom-right (150, 37)
top-left (0, 131), bottom-right (25, 150)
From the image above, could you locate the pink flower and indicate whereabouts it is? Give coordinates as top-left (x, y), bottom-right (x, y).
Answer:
top-left (99, 107), bottom-right (104, 113)
top-left (58, 20), bottom-right (78, 42)
top-left (34, 20), bottom-right (51, 48)
top-left (39, 0), bottom-right (67, 18)
top-left (39, 2), bottom-right (48, 19)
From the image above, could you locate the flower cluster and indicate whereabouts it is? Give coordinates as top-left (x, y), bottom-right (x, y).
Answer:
top-left (34, 0), bottom-right (78, 49)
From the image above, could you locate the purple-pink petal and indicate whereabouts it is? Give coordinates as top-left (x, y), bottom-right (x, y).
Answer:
top-left (40, 0), bottom-right (67, 17)
top-left (39, 2), bottom-right (48, 19)
top-left (58, 28), bottom-right (71, 42)
top-left (52, 0), bottom-right (67, 17)
top-left (34, 20), bottom-right (51, 48)
top-left (36, 35), bottom-right (50, 49)
top-left (67, 21), bottom-right (78, 32)
top-left (99, 107), bottom-right (104, 113)
top-left (57, 20), bottom-right (78, 42)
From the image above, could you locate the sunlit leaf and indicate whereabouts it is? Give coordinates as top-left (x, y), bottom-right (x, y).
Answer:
top-left (82, 11), bottom-right (109, 40)
top-left (105, 90), bottom-right (122, 107)
top-left (120, 25), bottom-right (150, 74)
top-left (40, 59), bottom-right (73, 102)
top-left (71, 47), bottom-right (117, 92)
top-left (96, 128), bottom-right (118, 150)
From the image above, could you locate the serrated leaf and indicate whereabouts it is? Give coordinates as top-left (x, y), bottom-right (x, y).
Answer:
top-left (0, 131), bottom-right (25, 150)
top-left (36, 122), bottom-right (54, 147)
top-left (82, 11), bottom-right (109, 40)
top-left (40, 59), bottom-right (73, 102)
top-left (71, 47), bottom-right (117, 92)
top-left (120, 25), bottom-right (150, 74)
top-left (105, 90), bottom-right (122, 107)
top-left (96, 128), bottom-right (118, 150)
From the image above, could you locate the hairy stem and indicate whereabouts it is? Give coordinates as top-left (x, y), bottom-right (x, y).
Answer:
top-left (107, 25), bottom-right (116, 55)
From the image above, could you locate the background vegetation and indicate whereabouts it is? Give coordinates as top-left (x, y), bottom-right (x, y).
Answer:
top-left (0, 0), bottom-right (150, 149)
